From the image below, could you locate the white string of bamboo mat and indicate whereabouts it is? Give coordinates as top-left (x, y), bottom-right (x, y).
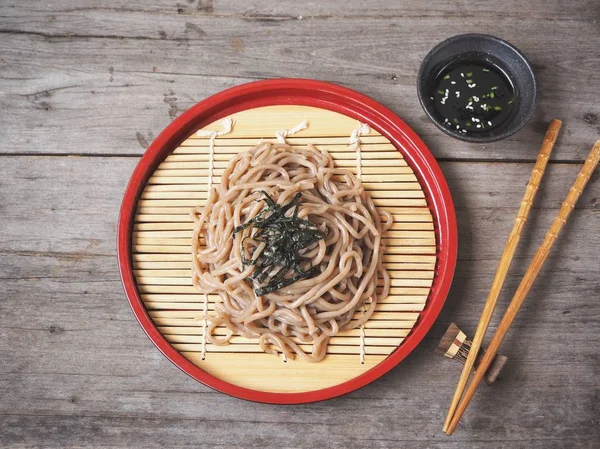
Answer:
top-left (196, 118), bottom-right (235, 192)
top-left (276, 120), bottom-right (308, 143)
top-left (351, 122), bottom-right (371, 364)
top-left (194, 117), bottom-right (234, 360)
top-left (350, 122), bottom-right (370, 180)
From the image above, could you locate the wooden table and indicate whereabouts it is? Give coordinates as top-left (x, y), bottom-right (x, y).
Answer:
top-left (1, 2), bottom-right (599, 447)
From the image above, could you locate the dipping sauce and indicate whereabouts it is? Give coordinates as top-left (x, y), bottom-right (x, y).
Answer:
top-left (430, 61), bottom-right (515, 135)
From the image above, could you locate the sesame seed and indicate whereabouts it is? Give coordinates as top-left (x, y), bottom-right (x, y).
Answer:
top-left (488, 121), bottom-right (492, 126)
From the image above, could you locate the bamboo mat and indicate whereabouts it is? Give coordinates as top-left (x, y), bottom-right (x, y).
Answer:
top-left (132, 105), bottom-right (436, 393)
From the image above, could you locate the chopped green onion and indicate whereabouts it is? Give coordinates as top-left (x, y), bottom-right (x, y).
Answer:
top-left (466, 79), bottom-right (473, 83)
top-left (443, 74), bottom-right (451, 80)
top-left (437, 90), bottom-right (444, 95)
top-left (482, 68), bottom-right (490, 72)
top-left (491, 86), bottom-right (498, 90)
top-left (466, 122), bottom-right (472, 127)
top-left (489, 92), bottom-right (495, 99)
top-left (508, 98), bottom-right (514, 104)
top-left (493, 105), bottom-right (502, 111)
top-left (466, 72), bottom-right (473, 77)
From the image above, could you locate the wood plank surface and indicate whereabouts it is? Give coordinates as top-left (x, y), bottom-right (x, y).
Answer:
top-left (0, 3), bottom-right (598, 161)
top-left (1, 1), bottom-right (599, 448)
top-left (1, 155), bottom-right (599, 448)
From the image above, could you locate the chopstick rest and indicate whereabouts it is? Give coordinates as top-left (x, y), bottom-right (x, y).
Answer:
top-left (435, 323), bottom-right (508, 385)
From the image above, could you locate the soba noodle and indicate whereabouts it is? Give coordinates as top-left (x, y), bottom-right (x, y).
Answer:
top-left (191, 142), bottom-right (392, 362)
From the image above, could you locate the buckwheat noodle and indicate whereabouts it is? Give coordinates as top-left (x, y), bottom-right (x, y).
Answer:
top-left (191, 142), bottom-right (392, 362)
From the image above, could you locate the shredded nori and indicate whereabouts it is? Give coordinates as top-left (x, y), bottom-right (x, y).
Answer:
top-left (233, 191), bottom-right (324, 296)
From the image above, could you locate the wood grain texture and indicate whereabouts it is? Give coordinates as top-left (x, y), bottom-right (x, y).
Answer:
top-left (1, 1), bottom-right (599, 447)
top-left (0, 156), bottom-right (599, 448)
top-left (0, 3), bottom-right (599, 160)
top-left (446, 141), bottom-right (600, 434)
top-left (3, 0), bottom-right (599, 18)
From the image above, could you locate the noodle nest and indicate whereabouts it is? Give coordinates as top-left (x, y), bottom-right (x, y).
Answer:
top-left (192, 142), bottom-right (392, 362)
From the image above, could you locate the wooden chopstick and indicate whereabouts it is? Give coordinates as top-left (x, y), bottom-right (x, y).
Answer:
top-left (442, 119), bottom-right (562, 432)
top-left (446, 139), bottom-right (600, 435)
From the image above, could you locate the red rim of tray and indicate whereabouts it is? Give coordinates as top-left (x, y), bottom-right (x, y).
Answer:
top-left (117, 79), bottom-right (457, 404)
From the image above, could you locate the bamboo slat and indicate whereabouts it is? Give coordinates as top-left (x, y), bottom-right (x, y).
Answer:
top-left (136, 197), bottom-right (427, 207)
top-left (151, 166), bottom-right (415, 177)
top-left (133, 221), bottom-right (434, 231)
top-left (132, 253), bottom-right (436, 263)
top-left (131, 105), bottom-right (439, 393)
top-left (147, 310), bottom-right (420, 320)
top-left (132, 245), bottom-right (437, 255)
top-left (140, 189), bottom-right (426, 199)
top-left (147, 174), bottom-right (419, 184)
top-left (179, 136), bottom-right (391, 147)
top-left (136, 206), bottom-right (432, 215)
top-left (166, 148), bottom-right (406, 162)
top-left (135, 277), bottom-right (433, 287)
top-left (151, 317), bottom-right (419, 329)
top-left (173, 343), bottom-right (398, 355)
top-left (158, 158), bottom-right (408, 169)
top-left (142, 181), bottom-right (422, 191)
top-left (160, 326), bottom-right (412, 337)
top-left (132, 230), bottom-right (433, 239)
top-left (166, 334), bottom-right (405, 347)
top-left (143, 303), bottom-right (426, 313)
top-left (134, 269), bottom-right (433, 279)
top-left (142, 294), bottom-right (428, 303)
top-left (180, 352), bottom-right (388, 393)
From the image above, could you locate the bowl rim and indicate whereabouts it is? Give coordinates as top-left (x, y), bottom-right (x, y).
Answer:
top-left (417, 33), bottom-right (537, 143)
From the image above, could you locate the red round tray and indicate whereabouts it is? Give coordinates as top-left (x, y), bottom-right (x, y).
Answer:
top-left (118, 79), bottom-right (457, 404)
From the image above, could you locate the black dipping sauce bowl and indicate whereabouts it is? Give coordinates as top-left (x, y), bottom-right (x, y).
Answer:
top-left (417, 34), bottom-right (537, 143)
